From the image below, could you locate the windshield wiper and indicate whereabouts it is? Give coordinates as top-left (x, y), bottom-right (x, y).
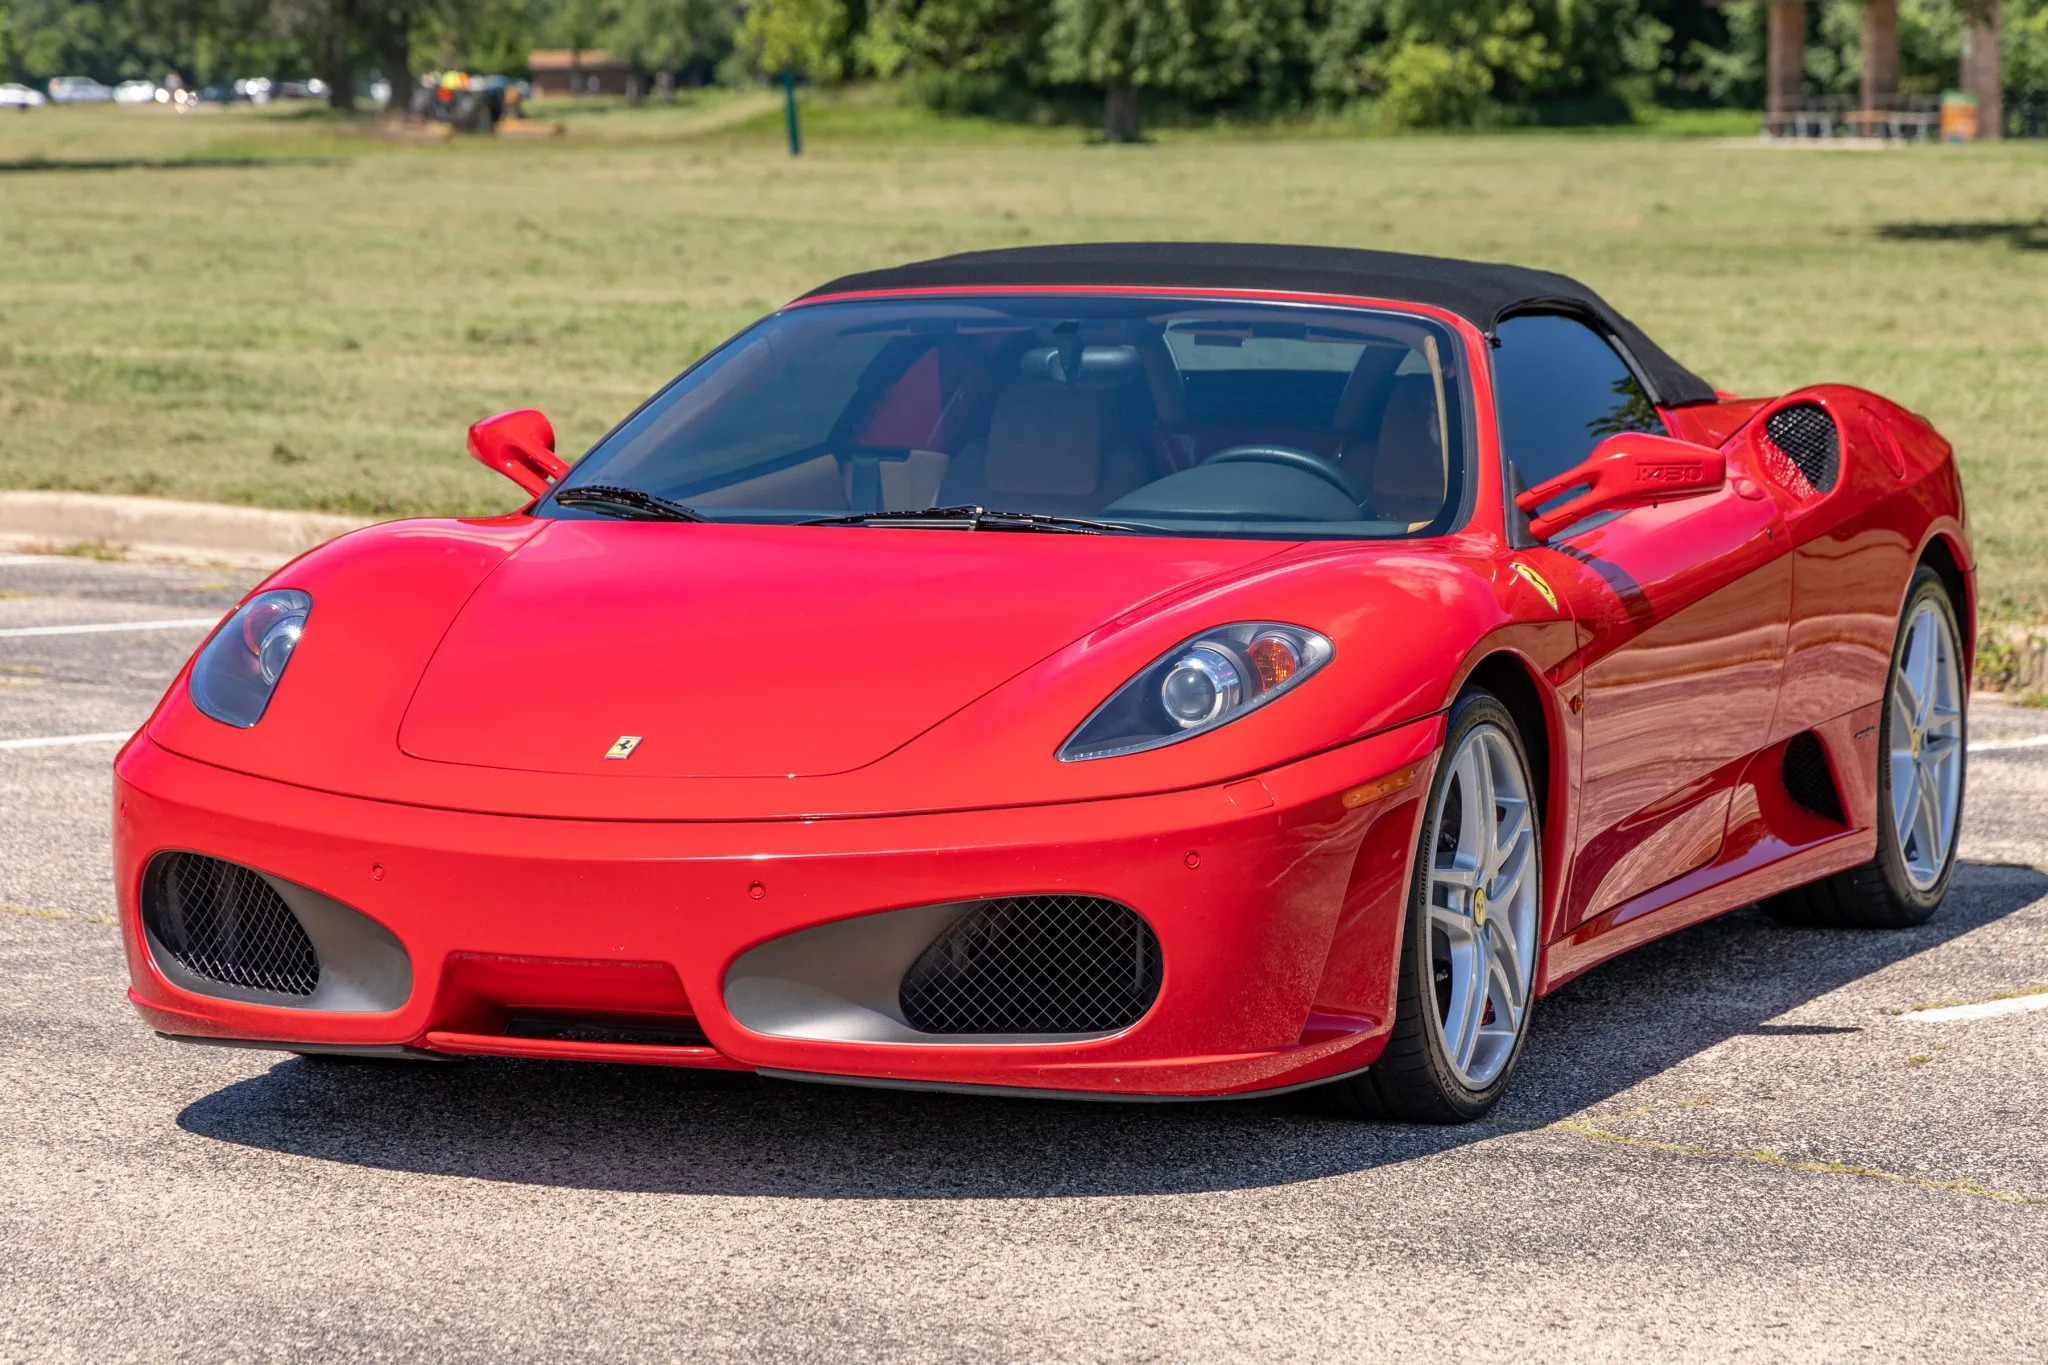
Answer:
top-left (555, 484), bottom-right (707, 523)
top-left (802, 505), bottom-right (1133, 534)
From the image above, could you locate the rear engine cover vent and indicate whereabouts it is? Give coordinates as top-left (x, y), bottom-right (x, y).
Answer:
top-left (1765, 404), bottom-right (1841, 494)
top-left (1782, 733), bottom-right (1845, 822)
top-left (143, 853), bottom-right (319, 996)
top-left (899, 895), bottom-right (1162, 1035)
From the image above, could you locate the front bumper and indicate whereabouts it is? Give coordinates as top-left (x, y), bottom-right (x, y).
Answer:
top-left (115, 718), bottom-right (1439, 1098)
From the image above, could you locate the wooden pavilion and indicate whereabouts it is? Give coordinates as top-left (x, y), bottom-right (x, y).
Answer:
top-left (1762, 0), bottom-right (2005, 139)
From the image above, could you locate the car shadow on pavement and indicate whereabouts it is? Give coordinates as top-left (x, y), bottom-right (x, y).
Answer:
top-left (176, 861), bottom-right (2048, 1199)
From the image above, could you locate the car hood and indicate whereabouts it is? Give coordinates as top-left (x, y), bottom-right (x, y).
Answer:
top-left (145, 518), bottom-right (1540, 821)
top-left (397, 520), bottom-right (1292, 779)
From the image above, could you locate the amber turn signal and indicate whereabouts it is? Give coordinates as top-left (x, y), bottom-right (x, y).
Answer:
top-left (1245, 632), bottom-right (1301, 690)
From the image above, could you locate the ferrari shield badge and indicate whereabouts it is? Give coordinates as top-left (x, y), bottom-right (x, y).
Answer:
top-left (605, 735), bottom-right (643, 761)
top-left (1510, 562), bottom-right (1559, 613)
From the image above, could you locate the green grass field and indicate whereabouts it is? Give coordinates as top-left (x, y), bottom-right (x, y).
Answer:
top-left (1, 97), bottom-right (2044, 623)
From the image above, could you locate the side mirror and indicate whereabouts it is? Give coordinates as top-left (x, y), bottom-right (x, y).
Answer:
top-left (467, 409), bottom-right (568, 498)
top-left (1515, 432), bottom-right (1725, 541)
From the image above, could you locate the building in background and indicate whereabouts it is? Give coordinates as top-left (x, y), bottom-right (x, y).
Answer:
top-left (528, 51), bottom-right (636, 98)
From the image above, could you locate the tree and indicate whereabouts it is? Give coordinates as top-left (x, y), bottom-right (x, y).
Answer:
top-left (273, 0), bottom-right (363, 107)
top-left (612, 0), bottom-right (737, 97)
top-left (857, 0), bottom-right (1048, 87)
top-left (541, 0), bottom-right (617, 85)
top-left (1045, 0), bottom-right (1304, 141)
top-left (1862, 0), bottom-right (1901, 109)
top-left (1959, 0), bottom-right (2001, 136)
top-left (739, 0), bottom-right (848, 78)
top-left (1045, 0), bottom-right (1196, 141)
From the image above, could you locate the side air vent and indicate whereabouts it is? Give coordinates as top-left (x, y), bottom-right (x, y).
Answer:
top-left (1782, 733), bottom-right (1845, 822)
top-left (143, 853), bottom-right (320, 996)
top-left (899, 895), bottom-right (1162, 1035)
top-left (1765, 403), bottom-right (1840, 494)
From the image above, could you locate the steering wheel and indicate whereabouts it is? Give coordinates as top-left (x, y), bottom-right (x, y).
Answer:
top-left (1200, 444), bottom-right (1369, 512)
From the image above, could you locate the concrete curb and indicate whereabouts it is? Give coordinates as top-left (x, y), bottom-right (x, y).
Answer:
top-left (0, 491), bottom-right (375, 570)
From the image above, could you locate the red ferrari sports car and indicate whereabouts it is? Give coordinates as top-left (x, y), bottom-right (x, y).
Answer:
top-left (117, 243), bottom-right (1972, 1121)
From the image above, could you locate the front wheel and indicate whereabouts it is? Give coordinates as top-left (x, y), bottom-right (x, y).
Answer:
top-left (1322, 690), bottom-right (1542, 1122)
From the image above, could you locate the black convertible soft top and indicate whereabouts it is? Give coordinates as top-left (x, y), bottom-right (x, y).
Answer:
top-left (803, 242), bottom-right (1718, 408)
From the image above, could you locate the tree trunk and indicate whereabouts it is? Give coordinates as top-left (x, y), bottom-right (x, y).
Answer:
top-left (1103, 81), bottom-right (1141, 143)
top-left (658, 66), bottom-right (676, 104)
top-left (1766, 1), bottom-right (1807, 133)
top-left (369, 31), bottom-right (412, 113)
top-left (1860, 0), bottom-right (1899, 113)
top-left (1961, 1), bottom-right (2003, 140)
top-left (324, 65), bottom-right (357, 112)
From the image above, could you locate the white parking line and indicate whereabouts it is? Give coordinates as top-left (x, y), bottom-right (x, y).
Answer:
top-left (0, 730), bottom-right (136, 751)
top-left (0, 617), bottom-right (219, 639)
top-left (1970, 734), bottom-right (2048, 753)
top-left (1900, 993), bottom-right (2048, 1023)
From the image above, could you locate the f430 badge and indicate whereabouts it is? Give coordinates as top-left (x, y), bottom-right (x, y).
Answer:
top-left (604, 735), bottom-right (643, 760)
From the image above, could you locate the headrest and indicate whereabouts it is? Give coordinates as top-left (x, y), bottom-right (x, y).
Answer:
top-left (984, 379), bottom-right (1105, 497)
top-left (1332, 344), bottom-right (1404, 432)
top-left (1373, 375), bottom-right (1446, 508)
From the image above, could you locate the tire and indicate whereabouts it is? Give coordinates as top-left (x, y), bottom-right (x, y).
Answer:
top-left (1764, 565), bottom-right (1965, 929)
top-left (1322, 690), bottom-right (1542, 1123)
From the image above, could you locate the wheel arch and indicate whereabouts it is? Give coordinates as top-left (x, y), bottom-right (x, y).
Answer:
top-left (1915, 529), bottom-right (1974, 672)
top-left (1460, 651), bottom-right (1560, 856)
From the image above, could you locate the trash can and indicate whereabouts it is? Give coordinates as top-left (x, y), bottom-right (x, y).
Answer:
top-left (1941, 91), bottom-right (1979, 142)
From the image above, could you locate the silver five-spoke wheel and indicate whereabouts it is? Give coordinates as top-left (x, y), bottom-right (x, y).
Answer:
top-left (1887, 595), bottom-right (1963, 892)
top-left (1425, 722), bottom-right (1540, 1089)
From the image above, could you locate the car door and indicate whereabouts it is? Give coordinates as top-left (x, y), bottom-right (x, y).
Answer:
top-left (1494, 314), bottom-right (1794, 931)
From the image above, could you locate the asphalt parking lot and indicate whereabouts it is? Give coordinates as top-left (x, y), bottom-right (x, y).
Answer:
top-left (3, 551), bottom-right (2045, 1362)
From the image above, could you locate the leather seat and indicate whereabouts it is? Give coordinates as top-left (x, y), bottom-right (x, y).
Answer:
top-left (939, 377), bottom-right (1147, 516)
top-left (1356, 374), bottom-right (1449, 525)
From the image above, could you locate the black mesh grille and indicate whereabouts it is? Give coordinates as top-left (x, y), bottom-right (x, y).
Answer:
top-left (143, 853), bottom-right (319, 996)
top-left (1765, 404), bottom-right (1840, 493)
top-left (1782, 733), bottom-right (1845, 822)
top-left (899, 896), bottom-right (1162, 1035)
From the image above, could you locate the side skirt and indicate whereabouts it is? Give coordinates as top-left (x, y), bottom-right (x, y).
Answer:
top-left (1540, 723), bottom-right (1877, 993)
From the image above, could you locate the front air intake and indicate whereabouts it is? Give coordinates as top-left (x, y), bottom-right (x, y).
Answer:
top-left (142, 853), bottom-right (320, 997)
top-left (1765, 403), bottom-right (1840, 494)
top-left (898, 895), bottom-right (1162, 1035)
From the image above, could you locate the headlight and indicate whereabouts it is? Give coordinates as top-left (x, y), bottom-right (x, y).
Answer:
top-left (188, 589), bottom-right (312, 727)
top-left (1058, 623), bottom-right (1333, 761)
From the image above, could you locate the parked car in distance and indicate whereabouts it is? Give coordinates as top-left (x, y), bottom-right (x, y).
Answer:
top-left (113, 80), bottom-right (159, 104)
top-left (1, 83), bottom-right (48, 109)
top-left (47, 76), bottom-right (115, 103)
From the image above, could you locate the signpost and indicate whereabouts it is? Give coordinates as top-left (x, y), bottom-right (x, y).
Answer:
top-left (782, 68), bottom-right (801, 157)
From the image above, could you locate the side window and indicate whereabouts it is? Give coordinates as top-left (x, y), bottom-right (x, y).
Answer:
top-left (1492, 314), bottom-right (1665, 491)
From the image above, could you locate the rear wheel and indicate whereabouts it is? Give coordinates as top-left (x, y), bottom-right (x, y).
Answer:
top-left (1323, 690), bottom-right (1541, 1122)
top-left (1765, 566), bottom-right (1965, 928)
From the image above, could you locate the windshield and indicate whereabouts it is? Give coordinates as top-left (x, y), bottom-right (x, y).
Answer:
top-left (547, 295), bottom-right (1473, 539)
